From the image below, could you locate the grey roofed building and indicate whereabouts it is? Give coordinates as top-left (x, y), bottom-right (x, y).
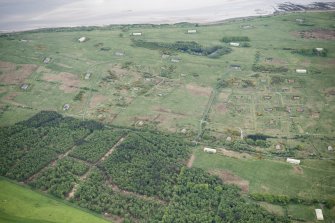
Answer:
top-left (63, 104), bottom-right (70, 111)
top-left (21, 83), bottom-right (29, 90)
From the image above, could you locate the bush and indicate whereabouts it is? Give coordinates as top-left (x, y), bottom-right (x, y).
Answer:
top-left (221, 36), bottom-right (250, 42)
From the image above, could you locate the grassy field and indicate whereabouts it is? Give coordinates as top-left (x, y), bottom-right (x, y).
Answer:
top-left (0, 12), bottom-right (334, 147)
top-left (192, 148), bottom-right (335, 222)
top-left (0, 11), bottom-right (334, 222)
top-left (0, 178), bottom-right (110, 223)
top-left (193, 149), bottom-right (335, 200)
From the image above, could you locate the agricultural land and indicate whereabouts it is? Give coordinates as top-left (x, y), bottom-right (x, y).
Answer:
top-left (0, 11), bottom-right (334, 223)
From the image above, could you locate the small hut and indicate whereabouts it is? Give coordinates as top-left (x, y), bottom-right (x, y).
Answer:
top-left (315, 209), bottom-right (324, 221)
top-left (43, 57), bottom-right (51, 64)
top-left (296, 69), bottom-right (307, 74)
top-left (204, 147), bottom-right (217, 154)
top-left (132, 32), bottom-right (142, 36)
top-left (187, 29), bottom-right (197, 34)
top-left (84, 73), bottom-right (91, 80)
top-left (229, 42), bottom-right (240, 47)
top-left (286, 158), bottom-right (300, 165)
top-left (63, 104), bottom-right (70, 111)
top-left (21, 83), bottom-right (29, 90)
top-left (78, 37), bottom-right (86, 43)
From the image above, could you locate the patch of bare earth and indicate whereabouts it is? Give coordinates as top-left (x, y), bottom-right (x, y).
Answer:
top-left (294, 29), bottom-right (335, 40)
top-left (215, 103), bottom-right (227, 113)
top-left (43, 72), bottom-right (80, 93)
top-left (153, 106), bottom-right (186, 116)
top-left (187, 154), bottom-right (195, 168)
top-left (293, 165), bottom-right (304, 174)
top-left (210, 169), bottom-right (249, 192)
top-left (90, 94), bottom-right (108, 109)
top-left (218, 148), bottom-right (252, 159)
top-left (265, 58), bottom-right (286, 65)
top-left (186, 84), bottom-right (212, 97)
top-left (0, 61), bottom-right (38, 84)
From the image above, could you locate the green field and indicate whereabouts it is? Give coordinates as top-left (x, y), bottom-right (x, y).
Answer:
top-left (193, 148), bottom-right (335, 222)
top-left (193, 149), bottom-right (335, 200)
top-left (0, 12), bottom-right (334, 148)
top-left (0, 178), bottom-right (110, 223)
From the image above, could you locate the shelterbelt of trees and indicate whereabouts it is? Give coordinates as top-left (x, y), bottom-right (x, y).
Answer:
top-left (0, 111), bottom-right (288, 223)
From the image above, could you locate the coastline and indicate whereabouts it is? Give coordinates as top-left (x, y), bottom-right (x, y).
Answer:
top-left (1, 3), bottom-right (335, 34)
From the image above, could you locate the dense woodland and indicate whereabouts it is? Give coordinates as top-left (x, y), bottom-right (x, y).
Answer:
top-left (0, 111), bottom-right (288, 222)
top-left (132, 39), bottom-right (232, 58)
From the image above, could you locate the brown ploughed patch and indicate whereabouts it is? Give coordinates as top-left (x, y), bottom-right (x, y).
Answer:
top-left (293, 165), bottom-right (303, 174)
top-left (43, 72), bottom-right (80, 93)
top-left (210, 169), bottom-right (249, 192)
top-left (186, 84), bottom-right (212, 97)
top-left (90, 94), bottom-right (108, 109)
top-left (0, 61), bottom-right (38, 84)
top-left (294, 29), bottom-right (335, 40)
top-left (218, 148), bottom-right (252, 159)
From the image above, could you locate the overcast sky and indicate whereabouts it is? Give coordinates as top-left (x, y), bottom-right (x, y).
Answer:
top-left (0, 0), bottom-right (333, 31)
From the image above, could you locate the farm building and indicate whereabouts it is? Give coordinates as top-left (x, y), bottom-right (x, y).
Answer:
top-left (84, 72), bottom-right (91, 80)
top-left (229, 42), bottom-right (240, 47)
top-left (292, 96), bottom-right (300, 100)
top-left (296, 69), bottom-right (307, 74)
top-left (43, 57), bottom-right (51, 64)
top-left (276, 144), bottom-right (281, 150)
top-left (171, 58), bottom-right (181, 63)
top-left (328, 146), bottom-right (333, 151)
top-left (263, 96), bottom-right (272, 100)
top-left (20, 83), bottom-right (29, 90)
top-left (315, 209), bottom-right (324, 220)
top-left (264, 108), bottom-right (273, 112)
top-left (288, 79), bottom-right (295, 83)
top-left (78, 37), bottom-right (86, 42)
top-left (132, 32), bottom-right (142, 36)
top-left (115, 51), bottom-right (124, 56)
top-left (181, 128), bottom-right (187, 134)
top-left (315, 48), bottom-right (324, 52)
top-left (286, 158), bottom-right (300, 165)
top-left (230, 64), bottom-right (241, 70)
top-left (204, 147), bottom-right (217, 154)
top-left (63, 104), bottom-right (70, 111)
top-left (187, 29), bottom-right (197, 34)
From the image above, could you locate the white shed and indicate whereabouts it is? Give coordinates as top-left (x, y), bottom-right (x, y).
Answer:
top-left (132, 32), bottom-right (142, 36)
top-left (229, 42), bottom-right (240, 47)
top-left (315, 48), bottom-right (324, 52)
top-left (315, 209), bottom-right (324, 221)
top-left (84, 73), bottom-right (91, 80)
top-left (296, 69), bottom-right (307, 74)
top-left (204, 147), bottom-right (217, 154)
top-left (78, 37), bottom-right (86, 42)
top-left (286, 158), bottom-right (300, 165)
top-left (187, 29), bottom-right (197, 34)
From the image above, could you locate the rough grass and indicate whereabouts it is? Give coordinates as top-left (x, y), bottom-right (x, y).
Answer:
top-left (193, 149), bottom-right (335, 200)
top-left (0, 178), bottom-right (110, 223)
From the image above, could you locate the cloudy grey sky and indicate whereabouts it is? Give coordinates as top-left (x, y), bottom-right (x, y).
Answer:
top-left (0, 0), bottom-right (333, 32)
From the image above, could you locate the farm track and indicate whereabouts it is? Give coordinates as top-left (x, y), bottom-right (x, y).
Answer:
top-left (67, 134), bottom-right (127, 199)
top-left (25, 132), bottom-right (93, 183)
